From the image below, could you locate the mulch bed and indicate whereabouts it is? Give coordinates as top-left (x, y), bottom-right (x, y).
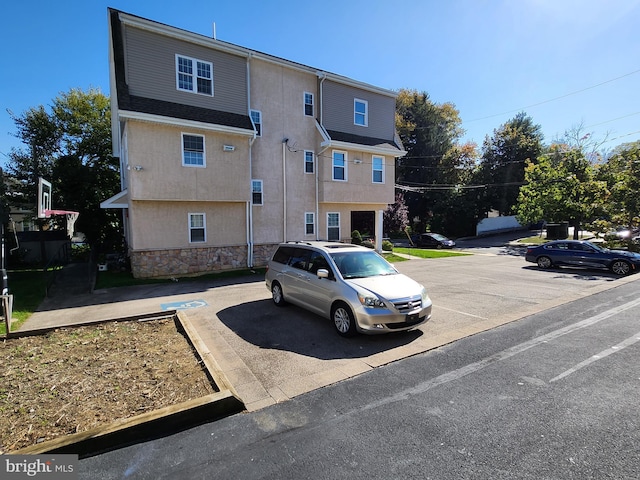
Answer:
top-left (0, 317), bottom-right (217, 453)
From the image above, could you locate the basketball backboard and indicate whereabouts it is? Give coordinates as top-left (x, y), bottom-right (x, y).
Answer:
top-left (37, 177), bottom-right (52, 218)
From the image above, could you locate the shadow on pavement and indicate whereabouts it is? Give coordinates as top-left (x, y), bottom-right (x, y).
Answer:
top-left (35, 274), bottom-right (266, 312)
top-left (217, 299), bottom-right (423, 360)
top-left (521, 265), bottom-right (624, 282)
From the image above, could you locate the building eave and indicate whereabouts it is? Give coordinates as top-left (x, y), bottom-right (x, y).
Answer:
top-left (100, 190), bottom-right (129, 209)
top-left (118, 110), bottom-right (256, 137)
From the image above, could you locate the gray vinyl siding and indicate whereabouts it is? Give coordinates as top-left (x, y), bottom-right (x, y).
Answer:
top-left (123, 25), bottom-right (248, 115)
top-left (322, 80), bottom-right (396, 140)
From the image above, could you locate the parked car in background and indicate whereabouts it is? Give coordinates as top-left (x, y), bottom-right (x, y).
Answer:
top-left (411, 233), bottom-right (456, 249)
top-left (265, 241), bottom-right (432, 337)
top-left (525, 240), bottom-right (640, 275)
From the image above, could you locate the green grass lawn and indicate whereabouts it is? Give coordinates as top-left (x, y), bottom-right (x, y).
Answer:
top-left (381, 252), bottom-right (408, 263)
top-left (393, 247), bottom-right (471, 259)
top-left (1, 269), bottom-right (47, 334)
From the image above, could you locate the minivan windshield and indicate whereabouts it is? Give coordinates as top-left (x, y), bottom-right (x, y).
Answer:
top-left (331, 251), bottom-right (398, 279)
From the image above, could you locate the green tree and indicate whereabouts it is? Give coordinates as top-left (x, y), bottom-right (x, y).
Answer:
top-left (598, 141), bottom-right (640, 230)
top-left (6, 106), bottom-right (60, 208)
top-left (6, 88), bottom-right (120, 246)
top-left (516, 145), bottom-right (608, 239)
top-left (395, 89), bottom-right (476, 236)
top-left (478, 112), bottom-right (544, 216)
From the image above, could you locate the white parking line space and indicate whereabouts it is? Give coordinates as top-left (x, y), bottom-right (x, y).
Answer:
top-left (435, 305), bottom-right (489, 320)
top-left (550, 332), bottom-right (640, 383)
top-left (355, 296), bottom-right (640, 411)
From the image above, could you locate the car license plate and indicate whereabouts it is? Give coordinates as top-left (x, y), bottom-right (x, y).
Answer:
top-left (406, 313), bottom-right (420, 323)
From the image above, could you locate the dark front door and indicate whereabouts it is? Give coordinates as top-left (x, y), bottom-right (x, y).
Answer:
top-left (351, 211), bottom-right (375, 240)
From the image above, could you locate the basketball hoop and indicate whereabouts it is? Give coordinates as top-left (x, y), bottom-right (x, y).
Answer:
top-left (37, 177), bottom-right (80, 237)
top-left (66, 212), bottom-right (79, 239)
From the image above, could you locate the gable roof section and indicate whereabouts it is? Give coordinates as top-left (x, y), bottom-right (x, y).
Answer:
top-left (109, 9), bottom-right (253, 132)
top-left (109, 8), bottom-right (398, 99)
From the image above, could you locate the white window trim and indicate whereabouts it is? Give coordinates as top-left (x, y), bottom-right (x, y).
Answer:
top-left (175, 54), bottom-right (213, 96)
top-left (304, 92), bottom-right (314, 117)
top-left (252, 179), bottom-right (263, 206)
top-left (181, 132), bottom-right (206, 168)
top-left (372, 155), bottom-right (385, 184)
top-left (305, 212), bottom-right (315, 236)
top-left (332, 150), bottom-right (348, 182)
top-left (327, 212), bottom-right (340, 241)
top-left (354, 98), bottom-right (368, 127)
top-left (188, 213), bottom-right (206, 243)
top-left (304, 150), bottom-right (315, 174)
top-left (250, 109), bottom-right (262, 137)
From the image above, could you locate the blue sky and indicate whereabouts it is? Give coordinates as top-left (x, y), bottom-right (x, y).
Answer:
top-left (1, 0), bottom-right (639, 165)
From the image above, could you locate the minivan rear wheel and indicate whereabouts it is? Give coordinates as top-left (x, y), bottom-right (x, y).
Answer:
top-left (271, 282), bottom-right (287, 306)
top-left (332, 302), bottom-right (357, 337)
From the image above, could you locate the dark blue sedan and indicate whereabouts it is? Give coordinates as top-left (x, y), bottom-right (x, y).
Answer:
top-left (411, 233), bottom-right (456, 249)
top-left (525, 240), bottom-right (640, 275)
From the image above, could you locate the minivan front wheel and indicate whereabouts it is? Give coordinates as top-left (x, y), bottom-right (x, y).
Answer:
top-left (332, 302), bottom-right (357, 337)
top-left (271, 282), bottom-right (287, 306)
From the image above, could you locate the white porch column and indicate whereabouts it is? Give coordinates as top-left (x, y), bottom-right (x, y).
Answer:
top-left (375, 210), bottom-right (383, 252)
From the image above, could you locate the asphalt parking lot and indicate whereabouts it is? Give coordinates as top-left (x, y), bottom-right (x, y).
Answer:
top-left (182, 248), bottom-right (639, 410)
top-left (21, 240), bottom-right (640, 412)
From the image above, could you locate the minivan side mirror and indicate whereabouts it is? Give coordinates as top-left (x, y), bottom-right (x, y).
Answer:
top-left (317, 268), bottom-right (329, 279)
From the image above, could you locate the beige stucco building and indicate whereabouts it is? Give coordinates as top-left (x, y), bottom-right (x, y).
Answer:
top-left (102, 9), bottom-right (406, 278)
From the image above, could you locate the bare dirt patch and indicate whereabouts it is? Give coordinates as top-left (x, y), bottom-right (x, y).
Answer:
top-left (0, 317), bottom-right (217, 453)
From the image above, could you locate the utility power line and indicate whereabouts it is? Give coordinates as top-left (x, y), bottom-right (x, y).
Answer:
top-left (464, 68), bottom-right (640, 124)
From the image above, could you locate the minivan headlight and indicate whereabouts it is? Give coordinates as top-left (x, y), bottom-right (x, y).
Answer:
top-left (420, 286), bottom-right (430, 303)
top-left (358, 293), bottom-right (386, 308)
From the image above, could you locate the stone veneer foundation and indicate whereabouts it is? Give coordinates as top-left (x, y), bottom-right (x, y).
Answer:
top-left (130, 244), bottom-right (278, 279)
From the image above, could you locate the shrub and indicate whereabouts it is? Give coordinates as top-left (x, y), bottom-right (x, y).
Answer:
top-left (362, 240), bottom-right (375, 249)
top-left (382, 240), bottom-right (393, 252)
top-left (351, 230), bottom-right (362, 245)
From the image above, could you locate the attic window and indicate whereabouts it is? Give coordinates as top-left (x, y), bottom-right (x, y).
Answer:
top-left (354, 98), bottom-right (368, 126)
top-left (176, 55), bottom-right (213, 96)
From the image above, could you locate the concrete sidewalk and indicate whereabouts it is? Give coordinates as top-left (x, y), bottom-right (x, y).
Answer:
top-left (15, 254), bottom-right (640, 414)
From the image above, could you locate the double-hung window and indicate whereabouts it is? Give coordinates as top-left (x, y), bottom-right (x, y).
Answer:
top-left (305, 212), bottom-right (315, 235)
top-left (304, 92), bottom-right (314, 117)
top-left (182, 133), bottom-right (205, 167)
top-left (189, 213), bottom-right (206, 243)
top-left (372, 156), bottom-right (384, 183)
top-left (327, 213), bottom-right (340, 241)
top-left (252, 179), bottom-right (263, 206)
top-left (250, 110), bottom-right (262, 137)
top-left (332, 151), bottom-right (347, 181)
top-left (354, 98), bottom-right (368, 126)
top-left (176, 55), bottom-right (213, 95)
top-left (304, 150), bottom-right (314, 174)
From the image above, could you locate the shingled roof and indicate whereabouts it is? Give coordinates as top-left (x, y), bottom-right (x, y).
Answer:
top-left (326, 130), bottom-right (403, 153)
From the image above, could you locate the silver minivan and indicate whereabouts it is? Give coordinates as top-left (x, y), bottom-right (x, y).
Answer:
top-left (265, 241), bottom-right (432, 336)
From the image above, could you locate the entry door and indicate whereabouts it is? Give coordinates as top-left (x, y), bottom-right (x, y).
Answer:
top-left (351, 211), bottom-right (375, 239)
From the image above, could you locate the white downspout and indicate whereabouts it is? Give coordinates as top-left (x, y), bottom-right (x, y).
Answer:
top-left (246, 54), bottom-right (255, 267)
top-left (317, 73), bottom-right (327, 241)
top-left (315, 152), bottom-right (319, 241)
top-left (282, 138), bottom-right (287, 242)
